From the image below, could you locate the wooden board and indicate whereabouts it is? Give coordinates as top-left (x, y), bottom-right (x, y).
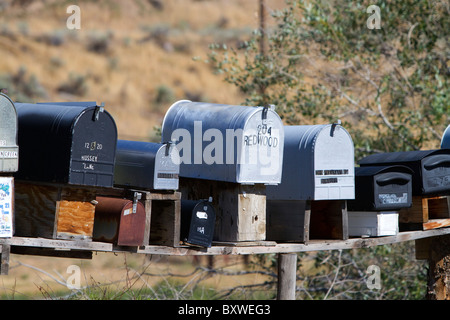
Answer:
top-left (266, 199), bottom-right (348, 243)
top-left (400, 196), bottom-right (450, 231)
top-left (180, 178), bottom-right (266, 242)
top-left (148, 197), bottom-right (181, 247)
top-left (14, 182), bottom-right (96, 240)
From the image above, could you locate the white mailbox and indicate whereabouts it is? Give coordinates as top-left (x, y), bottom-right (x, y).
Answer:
top-left (267, 124), bottom-right (355, 200)
top-left (266, 124), bottom-right (355, 201)
top-left (161, 100), bottom-right (284, 184)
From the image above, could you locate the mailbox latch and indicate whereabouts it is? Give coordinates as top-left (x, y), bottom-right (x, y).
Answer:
top-left (132, 192), bottom-right (142, 213)
top-left (94, 102), bottom-right (105, 121)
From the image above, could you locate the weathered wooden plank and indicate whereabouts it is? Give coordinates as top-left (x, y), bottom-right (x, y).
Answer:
top-left (423, 219), bottom-right (450, 231)
top-left (266, 200), bottom-right (310, 242)
top-left (14, 182), bottom-right (96, 240)
top-left (56, 188), bottom-right (96, 240)
top-left (0, 244), bottom-right (10, 275)
top-left (1, 227), bottom-right (450, 257)
top-left (400, 196), bottom-right (450, 225)
top-left (148, 197), bottom-right (181, 247)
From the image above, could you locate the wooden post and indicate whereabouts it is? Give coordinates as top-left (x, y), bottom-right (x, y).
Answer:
top-left (277, 253), bottom-right (297, 300)
top-left (426, 234), bottom-right (450, 300)
top-left (0, 244), bottom-right (10, 275)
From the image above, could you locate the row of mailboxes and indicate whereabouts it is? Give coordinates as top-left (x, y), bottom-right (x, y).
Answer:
top-left (1, 90), bottom-right (449, 243)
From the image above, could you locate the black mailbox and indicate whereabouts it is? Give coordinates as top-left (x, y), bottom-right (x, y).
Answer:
top-left (181, 198), bottom-right (215, 247)
top-left (359, 149), bottom-right (450, 196)
top-left (14, 102), bottom-right (117, 187)
top-left (348, 165), bottom-right (413, 211)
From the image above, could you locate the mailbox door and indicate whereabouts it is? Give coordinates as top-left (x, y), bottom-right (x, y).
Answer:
top-left (68, 107), bottom-right (117, 187)
top-left (0, 94), bottom-right (18, 173)
top-left (153, 144), bottom-right (179, 190)
top-left (373, 171), bottom-right (412, 210)
top-left (421, 154), bottom-right (450, 195)
top-left (181, 200), bottom-right (215, 247)
top-left (313, 125), bottom-right (355, 200)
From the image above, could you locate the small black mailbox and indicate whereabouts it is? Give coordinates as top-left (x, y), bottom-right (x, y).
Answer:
top-left (181, 198), bottom-right (215, 247)
top-left (348, 165), bottom-right (413, 211)
top-left (359, 149), bottom-right (450, 196)
top-left (14, 102), bottom-right (117, 187)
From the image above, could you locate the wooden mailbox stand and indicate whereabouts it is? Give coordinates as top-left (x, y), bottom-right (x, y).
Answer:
top-left (2, 183), bottom-right (450, 300)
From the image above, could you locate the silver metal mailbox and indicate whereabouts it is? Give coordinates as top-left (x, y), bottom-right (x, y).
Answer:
top-left (113, 140), bottom-right (180, 190)
top-left (266, 124), bottom-right (355, 201)
top-left (442, 125), bottom-right (450, 149)
top-left (0, 94), bottom-right (18, 173)
top-left (161, 100), bottom-right (284, 184)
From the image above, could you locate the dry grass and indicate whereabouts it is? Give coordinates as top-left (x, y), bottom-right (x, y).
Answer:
top-left (0, 0), bottom-right (287, 298)
top-left (0, 0), bottom-right (287, 141)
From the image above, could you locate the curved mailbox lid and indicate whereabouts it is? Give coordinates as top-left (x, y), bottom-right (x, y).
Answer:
top-left (442, 125), bottom-right (450, 149)
top-left (0, 94), bottom-right (19, 173)
top-left (14, 102), bottom-right (117, 187)
top-left (359, 149), bottom-right (450, 196)
top-left (114, 140), bottom-right (180, 190)
top-left (161, 100), bottom-right (284, 184)
top-left (349, 165), bottom-right (413, 211)
top-left (266, 124), bottom-right (355, 201)
top-left (181, 199), bottom-right (216, 248)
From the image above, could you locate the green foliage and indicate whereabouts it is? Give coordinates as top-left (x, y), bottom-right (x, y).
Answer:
top-left (205, 0), bottom-right (446, 300)
top-left (208, 0), bottom-right (449, 159)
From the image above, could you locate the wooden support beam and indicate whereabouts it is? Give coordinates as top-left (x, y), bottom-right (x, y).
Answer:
top-left (426, 234), bottom-right (450, 300)
top-left (277, 253), bottom-right (297, 300)
top-left (0, 244), bottom-right (10, 275)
